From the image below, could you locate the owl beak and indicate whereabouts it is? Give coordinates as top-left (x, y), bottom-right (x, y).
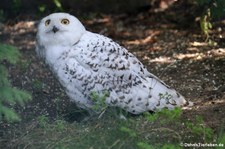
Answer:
top-left (52, 26), bottom-right (59, 33)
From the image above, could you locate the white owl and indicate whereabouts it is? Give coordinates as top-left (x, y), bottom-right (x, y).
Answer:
top-left (36, 13), bottom-right (191, 114)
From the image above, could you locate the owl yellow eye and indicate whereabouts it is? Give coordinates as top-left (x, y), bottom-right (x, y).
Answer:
top-left (45, 19), bottom-right (51, 26)
top-left (61, 19), bottom-right (70, 25)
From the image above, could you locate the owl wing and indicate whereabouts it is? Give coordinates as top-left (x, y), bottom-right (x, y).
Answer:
top-left (75, 32), bottom-right (158, 85)
top-left (67, 32), bottom-right (187, 113)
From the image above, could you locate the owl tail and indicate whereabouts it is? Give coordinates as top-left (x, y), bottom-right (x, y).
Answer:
top-left (147, 77), bottom-right (193, 111)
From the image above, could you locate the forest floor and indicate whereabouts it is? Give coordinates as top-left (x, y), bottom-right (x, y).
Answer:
top-left (0, 8), bottom-right (225, 149)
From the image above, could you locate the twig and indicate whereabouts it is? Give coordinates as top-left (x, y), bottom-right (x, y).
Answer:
top-left (108, 139), bottom-right (120, 149)
top-left (98, 107), bottom-right (108, 119)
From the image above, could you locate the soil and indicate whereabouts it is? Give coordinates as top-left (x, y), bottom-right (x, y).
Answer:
top-left (0, 8), bottom-right (225, 147)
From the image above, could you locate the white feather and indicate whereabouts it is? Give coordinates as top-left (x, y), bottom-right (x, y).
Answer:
top-left (36, 13), bottom-right (191, 114)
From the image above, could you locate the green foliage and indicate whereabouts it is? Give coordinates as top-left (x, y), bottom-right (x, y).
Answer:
top-left (53, 0), bottom-right (64, 11)
top-left (137, 142), bottom-right (181, 149)
top-left (0, 104), bottom-right (20, 122)
top-left (53, 119), bottom-right (67, 130)
top-left (185, 116), bottom-right (213, 140)
top-left (37, 115), bottom-right (66, 131)
top-left (0, 43), bottom-right (20, 64)
top-left (0, 87), bottom-right (31, 106)
top-left (38, 5), bottom-right (46, 13)
top-left (145, 93), bottom-right (182, 124)
top-left (0, 43), bottom-right (31, 122)
top-left (161, 144), bottom-right (181, 149)
top-left (217, 133), bottom-right (225, 149)
top-left (1, 104), bottom-right (220, 148)
top-left (145, 107), bottom-right (213, 142)
top-left (197, 0), bottom-right (225, 42)
top-left (145, 107), bottom-right (182, 124)
top-left (37, 0), bottom-right (64, 15)
top-left (89, 91), bottom-right (109, 112)
top-left (18, 115), bottom-right (132, 148)
top-left (120, 126), bottom-right (137, 137)
top-left (200, 8), bottom-right (212, 41)
top-left (37, 115), bottom-right (49, 128)
top-left (137, 142), bottom-right (154, 149)
top-left (0, 66), bottom-right (10, 87)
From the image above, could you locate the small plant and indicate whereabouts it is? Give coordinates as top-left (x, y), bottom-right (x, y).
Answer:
top-left (89, 90), bottom-right (109, 112)
top-left (37, 115), bottom-right (66, 131)
top-left (185, 115), bottom-right (213, 141)
top-left (197, 0), bottom-right (225, 44)
top-left (161, 144), bottom-right (181, 149)
top-left (200, 8), bottom-right (212, 41)
top-left (120, 126), bottom-right (137, 137)
top-left (137, 142), bottom-right (154, 149)
top-left (0, 43), bottom-right (31, 122)
top-left (37, 115), bottom-right (49, 128)
top-left (216, 132), bottom-right (225, 149)
top-left (145, 107), bottom-right (182, 124)
top-left (53, 119), bottom-right (66, 130)
top-left (144, 92), bottom-right (182, 124)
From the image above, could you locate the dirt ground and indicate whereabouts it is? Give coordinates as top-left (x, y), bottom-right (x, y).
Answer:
top-left (0, 9), bottom-right (225, 148)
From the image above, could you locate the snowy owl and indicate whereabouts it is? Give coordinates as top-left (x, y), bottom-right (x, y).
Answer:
top-left (36, 13), bottom-right (191, 114)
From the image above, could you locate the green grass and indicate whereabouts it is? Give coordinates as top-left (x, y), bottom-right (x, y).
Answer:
top-left (1, 106), bottom-right (224, 149)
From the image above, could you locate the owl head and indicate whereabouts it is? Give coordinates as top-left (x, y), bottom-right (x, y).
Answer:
top-left (37, 13), bottom-right (86, 47)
